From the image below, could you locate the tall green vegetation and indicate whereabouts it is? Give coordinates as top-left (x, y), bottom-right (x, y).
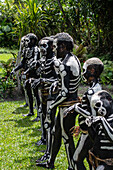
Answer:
top-left (14, 0), bottom-right (49, 41)
top-left (0, 0), bottom-right (113, 59)
top-left (88, 0), bottom-right (113, 57)
top-left (0, 0), bottom-right (17, 47)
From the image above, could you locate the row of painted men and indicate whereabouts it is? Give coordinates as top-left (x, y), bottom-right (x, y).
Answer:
top-left (12, 32), bottom-right (113, 170)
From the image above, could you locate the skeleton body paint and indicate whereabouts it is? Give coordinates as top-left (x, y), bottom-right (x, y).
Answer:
top-left (11, 33), bottom-right (41, 117)
top-left (64, 57), bottom-right (104, 170)
top-left (36, 32), bottom-right (81, 170)
top-left (33, 37), bottom-right (58, 162)
top-left (85, 90), bottom-right (113, 170)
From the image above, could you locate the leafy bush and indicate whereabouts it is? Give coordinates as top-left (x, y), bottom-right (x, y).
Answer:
top-left (0, 56), bottom-right (17, 96)
top-left (73, 43), bottom-right (87, 64)
top-left (100, 60), bottom-right (113, 85)
top-left (0, 76), bottom-right (16, 94)
top-left (0, 57), bottom-right (16, 75)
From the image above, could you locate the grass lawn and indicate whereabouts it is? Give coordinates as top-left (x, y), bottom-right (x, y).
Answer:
top-left (1, 47), bottom-right (113, 170)
top-left (0, 48), bottom-right (89, 169)
top-left (0, 100), bottom-right (88, 170)
top-left (0, 100), bottom-right (90, 170)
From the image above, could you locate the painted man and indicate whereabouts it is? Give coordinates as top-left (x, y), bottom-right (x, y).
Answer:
top-left (36, 32), bottom-right (81, 170)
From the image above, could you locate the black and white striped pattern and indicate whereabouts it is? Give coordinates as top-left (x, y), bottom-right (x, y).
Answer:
top-left (41, 57), bottom-right (58, 91)
top-left (78, 82), bottom-right (102, 132)
top-left (88, 116), bottom-right (113, 162)
top-left (49, 53), bottom-right (81, 110)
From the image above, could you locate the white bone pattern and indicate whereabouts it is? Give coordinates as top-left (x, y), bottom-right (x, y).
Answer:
top-left (49, 54), bottom-right (81, 109)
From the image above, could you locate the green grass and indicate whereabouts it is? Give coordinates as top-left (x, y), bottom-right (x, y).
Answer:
top-left (0, 101), bottom-right (89, 170)
top-left (0, 48), bottom-right (90, 169)
top-left (0, 101), bottom-right (67, 169)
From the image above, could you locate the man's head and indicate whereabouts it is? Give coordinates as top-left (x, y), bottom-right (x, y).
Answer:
top-left (82, 57), bottom-right (104, 83)
top-left (25, 33), bottom-right (38, 48)
top-left (38, 36), bottom-right (54, 57)
top-left (91, 90), bottom-right (113, 118)
top-left (20, 35), bottom-right (26, 49)
top-left (53, 32), bottom-right (74, 58)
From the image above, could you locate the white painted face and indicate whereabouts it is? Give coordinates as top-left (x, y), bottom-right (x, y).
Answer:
top-left (25, 37), bottom-right (30, 48)
top-left (91, 92), bottom-right (107, 117)
top-left (20, 36), bottom-right (26, 49)
top-left (39, 39), bottom-right (49, 56)
top-left (53, 38), bottom-right (57, 56)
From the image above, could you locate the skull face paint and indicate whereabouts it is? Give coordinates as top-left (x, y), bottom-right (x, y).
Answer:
top-left (94, 100), bottom-right (107, 116)
top-left (39, 39), bottom-right (49, 57)
top-left (20, 36), bottom-right (26, 49)
top-left (25, 37), bottom-right (30, 48)
top-left (91, 91), bottom-right (113, 117)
